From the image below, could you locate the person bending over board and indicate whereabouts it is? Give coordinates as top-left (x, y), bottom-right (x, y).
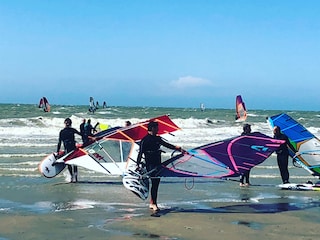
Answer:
top-left (57, 118), bottom-right (82, 183)
top-left (136, 121), bottom-right (187, 212)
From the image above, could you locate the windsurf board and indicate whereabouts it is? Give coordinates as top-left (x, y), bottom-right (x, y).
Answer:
top-left (38, 153), bottom-right (66, 178)
top-left (278, 182), bottom-right (320, 191)
top-left (122, 168), bottom-right (150, 200)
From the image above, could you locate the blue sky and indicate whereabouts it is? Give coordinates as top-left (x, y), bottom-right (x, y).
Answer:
top-left (0, 1), bottom-right (319, 110)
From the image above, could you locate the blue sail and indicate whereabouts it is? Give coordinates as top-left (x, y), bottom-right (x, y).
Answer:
top-left (268, 113), bottom-right (320, 176)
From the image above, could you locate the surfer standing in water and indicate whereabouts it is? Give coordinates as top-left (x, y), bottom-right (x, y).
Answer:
top-left (136, 121), bottom-right (186, 212)
top-left (57, 118), bottom-right (82, 182)
top-left (239, 123), bottom-right (252, 186)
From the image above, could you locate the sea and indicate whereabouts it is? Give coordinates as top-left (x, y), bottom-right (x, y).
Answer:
top-left (1, 103), bottom-right (320, 239)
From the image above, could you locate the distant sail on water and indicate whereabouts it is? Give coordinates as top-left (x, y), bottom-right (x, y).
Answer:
top-left (38, 97), bottom-right (50, 112)
top-left (268, 113), bottom-right (320, 177)
top-left (235, 95), bottom-right (247, 122)
top-left (200, 103), bottom-right (205, 111)
top-left (89, 97), bottom-right (96, 113)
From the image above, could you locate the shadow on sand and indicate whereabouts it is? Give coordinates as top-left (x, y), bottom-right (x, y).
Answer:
top-left (151, 201), bottom-right (320, 217)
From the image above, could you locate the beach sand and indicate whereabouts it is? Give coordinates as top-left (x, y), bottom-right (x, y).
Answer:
top-left (108, 211), bottom-right (320, 240)
top-left (1, 208), bottom-right (319, 240)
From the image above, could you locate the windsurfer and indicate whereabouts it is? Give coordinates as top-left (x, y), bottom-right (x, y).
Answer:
top-left (83, 119), bottom-right (99, 144)
top-left (79, 119), bottom-right (86, 143)
top-left (136, 121), bottom-right (186, 212)
top-left (239, 123), bottom-right (252, 186)
top-left (273, 126), bottom-right (297, 184)
top-left (56, 118), bottom-right (82, 182)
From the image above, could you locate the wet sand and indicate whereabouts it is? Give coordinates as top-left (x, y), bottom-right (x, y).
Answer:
top-left (106, 210), bottom-right (320, 240)
top-left (1, 206), bottom-right (319, 240)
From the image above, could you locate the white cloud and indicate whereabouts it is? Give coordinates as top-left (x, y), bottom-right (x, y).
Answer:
top-left (169, 76), bottom-right (213, 89)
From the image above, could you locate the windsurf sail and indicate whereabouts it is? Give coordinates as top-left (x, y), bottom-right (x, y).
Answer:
top-left (123, 132), bottom-right (284, 199)
top-left (89, 97), bottom-right (96, 113)
top-left (268, 113), bottom-right (320, 176)
top-left (53, 115), bottom-right (181, 176)
top-left (235, 95), bottom-right (247, 122)
top-left (38, 97), bottom-right (50, 112)
top-left (152, 132), bottom-right (284, 178)
top-left (200, 103), bottom-right (205, 111)
top-left (100, 115), bottom-right (181, 142)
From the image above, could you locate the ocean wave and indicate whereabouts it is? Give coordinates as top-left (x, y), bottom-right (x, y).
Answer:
top-left (0, 153), bottom-right (47, 158)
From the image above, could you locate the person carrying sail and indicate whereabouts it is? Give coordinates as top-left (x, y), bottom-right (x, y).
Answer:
top-left (56, 118), bottom-right (82, 182)
top-left (136, 121), bottom-right (187, 212)
top-left (239, 123), bottom-right (252, 186)
top-left (273, 126), bottom-right (297, 184)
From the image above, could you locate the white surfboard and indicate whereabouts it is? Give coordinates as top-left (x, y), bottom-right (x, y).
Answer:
top-left (278, 182), bottom-right (320, 191)
top-left (38, 153), bottom-right (66, 178)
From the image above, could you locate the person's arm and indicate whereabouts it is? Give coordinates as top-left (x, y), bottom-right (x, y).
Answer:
top-left (93, 122), bottom-right (99, 133)
top-left (160, 138), bottom-right (187, 153)
top-left (73, 128), bottom-right (82, 136)
top-left (136, 140), bottom-right (144, 167)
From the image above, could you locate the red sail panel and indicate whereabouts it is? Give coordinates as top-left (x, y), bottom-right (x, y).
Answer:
top-left (104, 115), bottom-right (180, 142)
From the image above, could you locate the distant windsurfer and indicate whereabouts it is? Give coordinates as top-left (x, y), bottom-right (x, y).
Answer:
top-left (89, 97), bottom-right (96, 113)
top-left (38, 97), bottom-right (50, 112)
top-left (56, 118), bottom-right (82, 182)
top-left (136, 121), bottom-right (186, 212)
top-left (273, 126), bottom-right (297, 184)
top-left (239, 123), bottom-right (252, 186)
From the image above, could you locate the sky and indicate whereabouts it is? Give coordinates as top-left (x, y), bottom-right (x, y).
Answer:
top-left (0, 0), bottom-right (320, 111)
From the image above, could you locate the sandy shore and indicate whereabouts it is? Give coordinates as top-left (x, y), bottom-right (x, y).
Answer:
top-left (108, 211), bottom-right (320, 240)
top-left (1, 209), bottom-right (319, 240)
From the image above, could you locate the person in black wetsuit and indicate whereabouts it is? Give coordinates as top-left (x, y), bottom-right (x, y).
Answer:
top-left (273, 126), bottom-right (296, 184)
top-left (239, 123), bottom-right (252, 186)
top-left (57, 118), bottom-right (82, 182)
top-left (83, 119), bottom-right (99, 145)
top-left (136, 121), bottom-right (186, 212)
top-left (79, 119), bottom-right (86, 143)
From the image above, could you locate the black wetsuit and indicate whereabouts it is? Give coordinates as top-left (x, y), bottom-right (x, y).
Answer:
top-left (239, 131), bottom-right (251, 184)
top-left (79, 122), bottom-right (86, 143)
top-left (57, 127), bottom-right (80, 153)
top-left (137, 134), bottom-right (177, 205)
top-left (274, 132), bottom-right (294, 184)
top-left (83, 123), bottom-right (96, 144)
top-left (57, 127), bottom-right (81, 182)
